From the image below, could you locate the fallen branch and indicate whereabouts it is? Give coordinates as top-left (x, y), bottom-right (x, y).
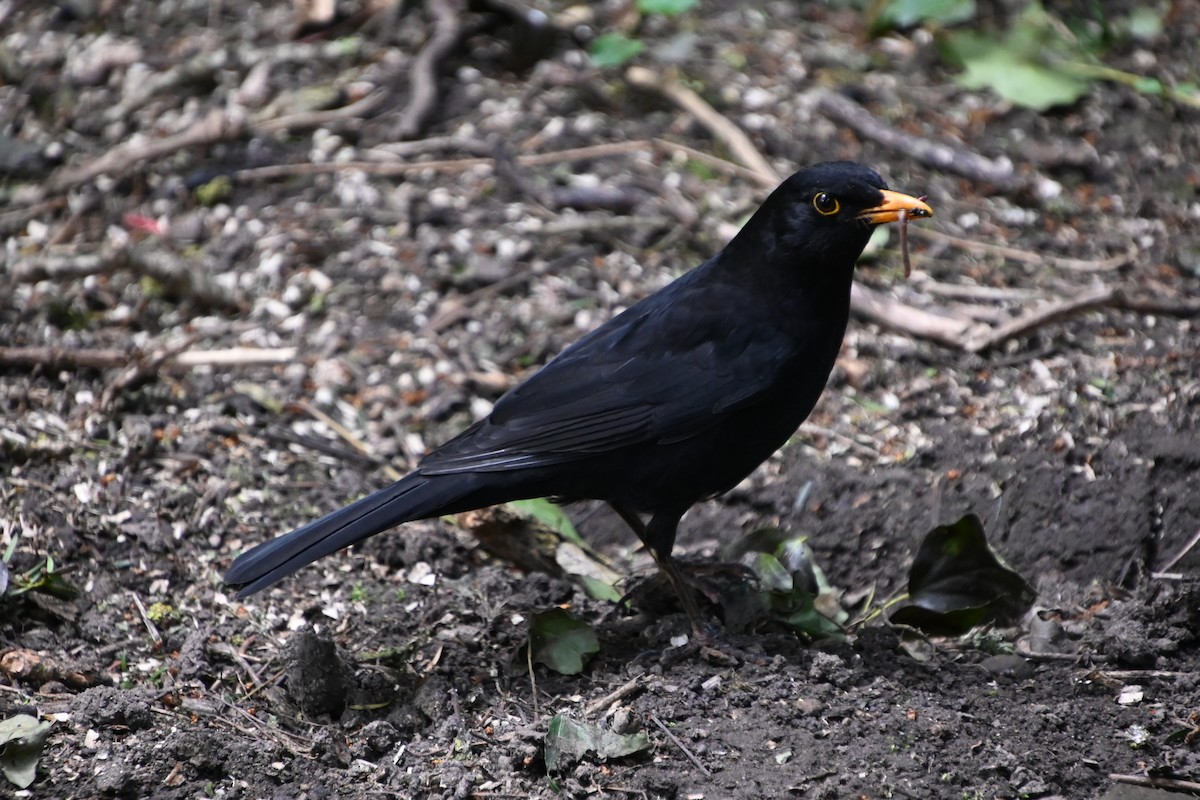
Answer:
top-left (814, 90), bottom-right (1021, 190)
top-left (960, 286), bottom-right (1114, 352)
top-left (11, 244), bottom-right (243, 312)
top-left (231, 137), bottom-right (770, 186)
top-left (15, 109), bottom-right (245, 206)
top-left (626, 65), bottom-right (780, 187)
top-left (394, 0), bottom-right (463, 140)
top-left (0, 345), bottom-right (298, 372)
top-left (913, 227), bottom-right (1137, 272)
top-left (252, 88), bottom-right (385, 135)
top-left (650, 714), bottom-right (711, 777)
top-left (1108, 773), bottom-right (1200, 793)
top-left (102, 39), bottom-right (370, 125)
top-left (14, 84), bottom-right (381, 207)
top-left (851, 283), bottom-right (981, 349)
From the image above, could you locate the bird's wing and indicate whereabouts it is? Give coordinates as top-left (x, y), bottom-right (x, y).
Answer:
top-left (419, 271), bottom-right (794, 475)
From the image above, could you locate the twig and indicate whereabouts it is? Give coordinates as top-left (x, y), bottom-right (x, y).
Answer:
top-left (1157, 526), bottom-right (1200, 575)
top-left (813, 90), bottom-right (1020, 190)
top-left (1092, 669), bottom-right (1192, 681)
top-left (102, 39), bottom-right (369, 124)
top-left (425, 269), bottom-right (536, 333)
top-left (961, 286), bottom-right (1114, 352)
top-left (851, 283), bottom-right (980, 348)
top-left (800, 422), bottom-right (887, 461)
top-left (233, 137), bottom-right (766, 188)
top-left (130, 593), bottom-right (164, 648)
top-left (626, 66), bottom-right (781, 186)
top-left (12, 243), bottom-right (243, 312)
top-left (649, 139), bottom-right (776, 187)
top-left (0, 345), bottom-right (297, 371)
top-left (172, 348), bottom-right (299, 367)
top-left (253, 89), bottom-right (386, 135)
top-left (394, 0), bottom-right (464, 139)
top-left (912, 227), bottom-right (1137, 272)
top-left (0, 196), bottom-right (68, 238)
top-left (15, 109), bottom-right (245, 205)
top-left (649, 714), bottom-right (711, 777)
top-left (294, 399), bottom-right (405, 480)
top-left (13, 82), bottom-right (378, 208)
top-left (1108, 773), bottom-right (1200, 793)
top-left (100, 337), bottom-right (200, 409)
top-left (917, 280), bottom-right (1043, 303)
top-left (207, 641), bottom-right (269, 692)
top-left (526, 636), bottom-right (539, 718)
top-left (584, 676), bottom-right (644, 718)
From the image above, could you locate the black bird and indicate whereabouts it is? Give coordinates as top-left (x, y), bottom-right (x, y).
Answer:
top-left (225, 161), bottom-right (933, 635)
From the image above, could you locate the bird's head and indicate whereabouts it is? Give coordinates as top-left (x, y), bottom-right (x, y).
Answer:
top-left (727, 161), bottom-right (933, 282)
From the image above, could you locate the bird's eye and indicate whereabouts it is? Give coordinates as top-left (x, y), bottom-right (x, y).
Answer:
top-left (812, 192), bottom-right (840, 216)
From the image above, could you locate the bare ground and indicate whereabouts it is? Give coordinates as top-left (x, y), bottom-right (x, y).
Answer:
top-left (2, 2), bottom-right (1200, 798)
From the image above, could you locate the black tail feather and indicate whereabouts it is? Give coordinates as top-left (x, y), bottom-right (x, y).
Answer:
top-left (225, 473), bottom-right (462, 597)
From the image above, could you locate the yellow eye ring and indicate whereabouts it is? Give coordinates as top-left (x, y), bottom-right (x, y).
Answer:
top-left (812, 192), bottom-right (840, 216)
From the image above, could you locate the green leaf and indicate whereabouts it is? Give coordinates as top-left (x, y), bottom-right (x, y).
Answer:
top-left (578, 575), bottom-right (623, 604)
top-left (507, 498), bottom-right (586, 548)
top-left (938, 3), bottom-right (1096, 111)
top-left (948, 37), bottom-right (1092, 110)
top-left (528, 609), bottom-right (599, 675)
top-left (872, 0), bottom-right (976, 33)
top-left (0, 714), bottom-right (53, 789)
top-left (590, 33), bottom-right (645, 69)
top-left (544, 714), bottom-right (650, 772)
top-left (637, 0), bottom-right (698, 17)
top-left (721, 524), bottom-right (844, 637)
top-left (888, 514), bottom-right (1035, 636)
top-left (778, 593), bottom-right (846, 641)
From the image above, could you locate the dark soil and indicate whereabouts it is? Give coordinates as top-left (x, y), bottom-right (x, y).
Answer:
top-left (2, 2), bottom-right (1199, 799)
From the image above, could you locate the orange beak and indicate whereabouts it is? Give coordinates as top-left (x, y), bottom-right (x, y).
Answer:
top-left (858, 190), bottom-right (934, 225)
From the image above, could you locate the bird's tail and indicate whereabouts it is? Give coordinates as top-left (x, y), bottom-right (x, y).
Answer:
top-left (224, 472), bottom-right (480, 598)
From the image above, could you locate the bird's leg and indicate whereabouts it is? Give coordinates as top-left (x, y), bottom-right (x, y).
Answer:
top-left (649, 548), bottom-right (713, 643)
top-left (608, 503), bottom-right (712, 643)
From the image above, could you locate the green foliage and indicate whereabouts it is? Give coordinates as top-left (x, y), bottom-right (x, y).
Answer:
top-left (590, 33), bottom-right (645, 69)
top-left (528, 608), bottom-right (599, 675)
top-left (507, 498), bottom-right (585, 548)
top-left (870, 0), bottom-right (975, 34)
top-left (637, 0), bottom-right (697, 16)
top-left (544, 714), bottom-right (650, 773)
top-left (193, 175), bottom-right (232, 207)
top-left (873, 0), bottom-right (1199, 111)
top-left (0, 553), bottom-right (77, 601)
top-left (722, 521), bottom-right (847, 640)
top-left (939, 3), bottom-right (1093, 111)
top-left (589, 0), bottom-right (698, 68)
top-left (0, 715), bottom-right (53, 789)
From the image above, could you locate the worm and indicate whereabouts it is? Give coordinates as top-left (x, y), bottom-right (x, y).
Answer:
top-left (898, 207), bottom-right (912, 278)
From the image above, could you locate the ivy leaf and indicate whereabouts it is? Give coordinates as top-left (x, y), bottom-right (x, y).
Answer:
top-left (721, 519), bottom-right (845, 638)
top-left (939, 2), bottom-right (1093, 110)
top-left (544, 714), bottom-right (650, 772)
top-left (507, 498), bottom-right (585, 548)
top-left (528, 609), bottom-right (599, 675)
top-left (871, 0), bottom-right (976, 34)
top-left (637, 0), bottom-right (698, 17)
top-left (0, 714), bottom-right (53, 789)
top-left (590, 33), bottom-right (645, 68)
top-left (889, 514), bottom-right (1035, 636)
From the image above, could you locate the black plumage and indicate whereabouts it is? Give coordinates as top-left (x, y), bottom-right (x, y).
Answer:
top-left (225, 161), bottom-right (932, 634)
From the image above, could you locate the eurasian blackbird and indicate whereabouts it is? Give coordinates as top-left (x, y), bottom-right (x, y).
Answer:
top-left (225, 161), bottom-right (933, 635)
